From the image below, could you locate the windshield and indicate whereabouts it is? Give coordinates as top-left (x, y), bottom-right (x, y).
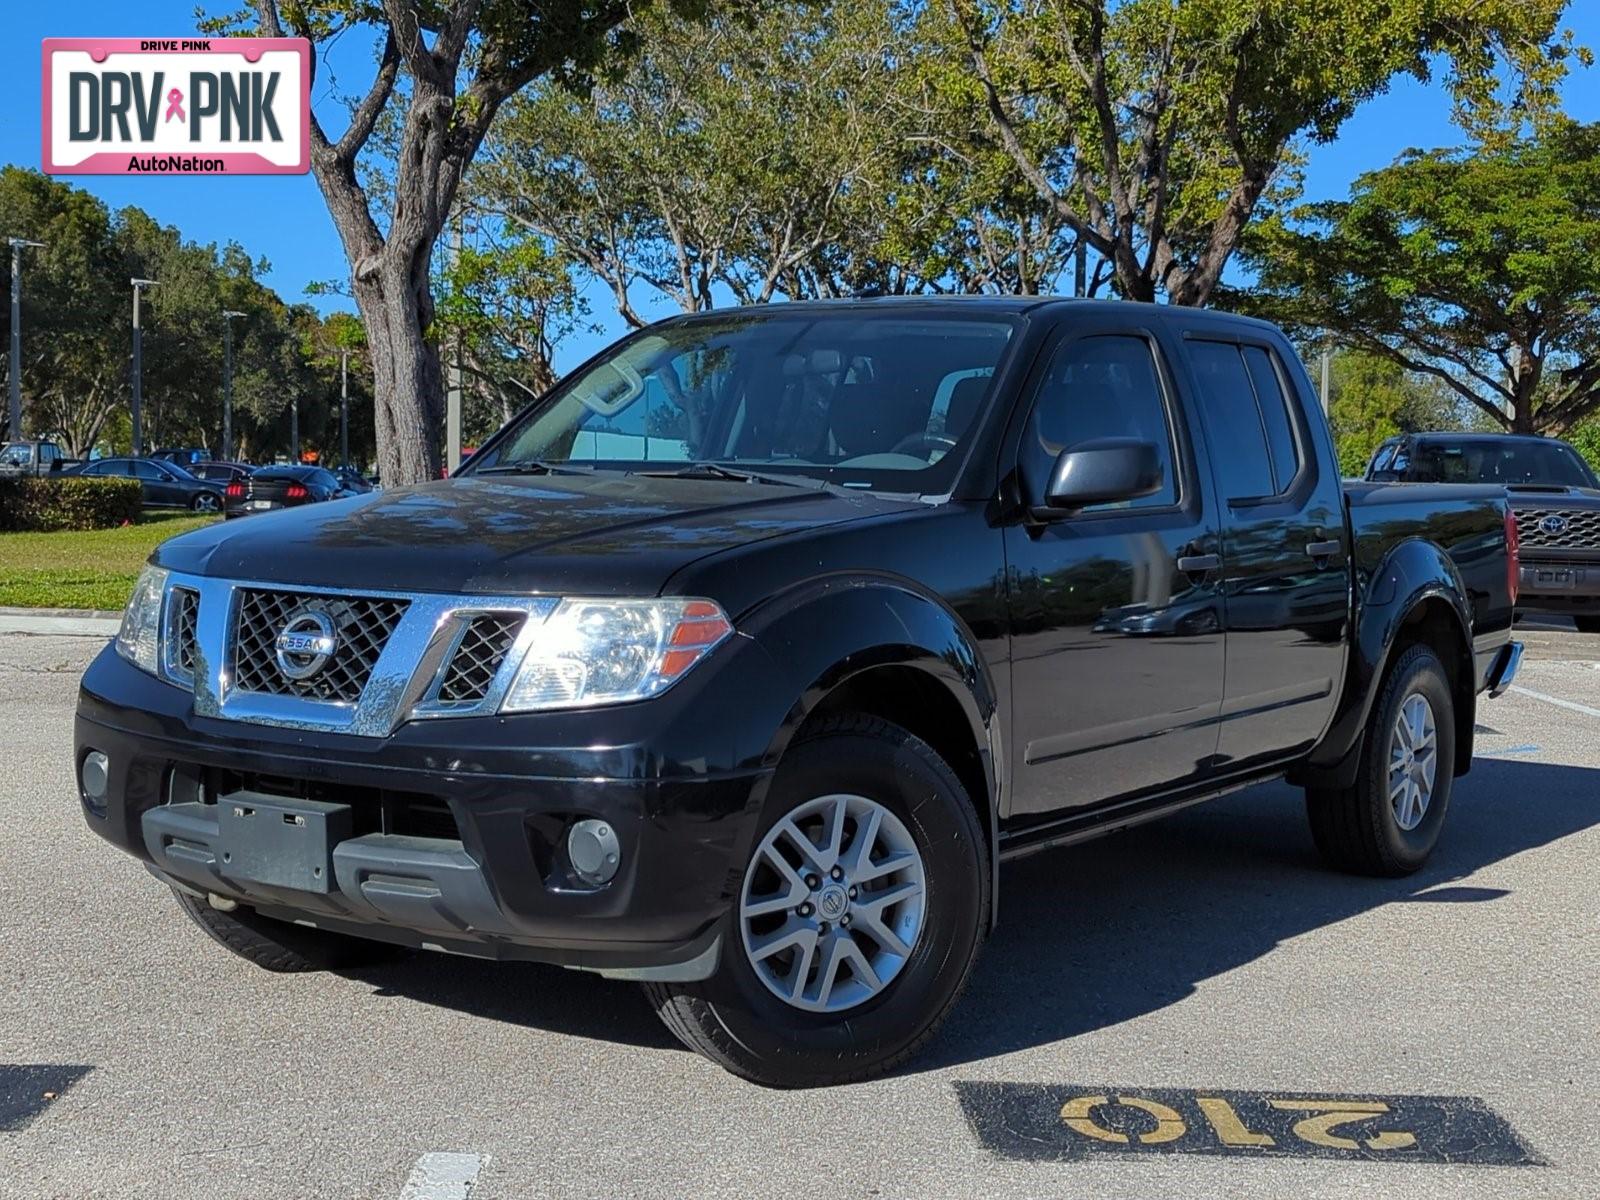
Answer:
top-left (1404, 439), bottom-right (1597, 488)
top-left (1, 444), bottom-right (31, 466)
top-left (464, 310), bottom-right (1019, 492)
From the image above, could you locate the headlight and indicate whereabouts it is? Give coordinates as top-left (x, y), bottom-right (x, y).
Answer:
top-left (501, 598), bottom-right (732, 712)
top-left (115, 564), bottom-right (169, 675)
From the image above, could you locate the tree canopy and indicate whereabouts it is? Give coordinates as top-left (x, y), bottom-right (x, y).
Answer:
top-left (473, 1), bottom-right (1085, 323)
top-left (935, 0), bottom-right (1582, 305)
top-left (1247, 122), bottom-right (1600, 435)
top-left (0, 167), bottom-right (370, 463)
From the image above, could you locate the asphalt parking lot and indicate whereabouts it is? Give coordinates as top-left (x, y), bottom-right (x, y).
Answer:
top-left (1, 626), bottom-right (1597, 1200)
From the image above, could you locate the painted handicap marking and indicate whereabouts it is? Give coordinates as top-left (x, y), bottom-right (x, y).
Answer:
top-left (955, 1083), bottom-right (1542, 1166)
top-left (0, 1064), bottom-right (93, 1133)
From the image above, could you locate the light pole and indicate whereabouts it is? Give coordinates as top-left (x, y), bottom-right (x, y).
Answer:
top-left (7, 238), bottom-right (45, 441)
top-left (130, 278), bottom-right (159, 455)
top-left (222, 310), bottom-right (245, 460)
top-left (339, 348), bottom-right (350, 470)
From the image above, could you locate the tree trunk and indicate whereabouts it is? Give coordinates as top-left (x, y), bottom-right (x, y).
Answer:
top-left (352, 263), bottom-right (444, 485)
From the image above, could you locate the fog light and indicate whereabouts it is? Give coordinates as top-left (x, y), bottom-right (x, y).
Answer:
top-left (80, 750), bottom-right (109, 817)
top-left (567, 819), bottom-right (621, 886)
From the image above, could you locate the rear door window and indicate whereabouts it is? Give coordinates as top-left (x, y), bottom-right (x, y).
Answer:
top-left (1241, 346), bottom-right (1301, 492)
top-left (1188, 341), bottom-right (1274, 500)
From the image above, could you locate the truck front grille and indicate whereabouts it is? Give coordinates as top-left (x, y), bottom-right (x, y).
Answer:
top-left (1514, 507), bottom-right (1600, 552)
top-left (437, 613), bottom-right (524, 703)
top-left (232, 589), bottom-right (408, 702)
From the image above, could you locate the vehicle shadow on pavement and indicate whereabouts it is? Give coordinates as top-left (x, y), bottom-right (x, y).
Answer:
top-left (326, 757), bottom-right (1599, 1066)
top-left (336, 955), bottom-right (682, 1050)
top-left (920, 757), bottom-right (1600, 1072)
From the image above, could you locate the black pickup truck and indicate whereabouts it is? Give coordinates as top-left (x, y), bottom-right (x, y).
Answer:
top-left (76, 299), bottom-right (1521, 1087)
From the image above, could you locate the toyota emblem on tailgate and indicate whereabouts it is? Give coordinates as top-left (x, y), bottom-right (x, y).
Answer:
top-left (274, 610), bottom-right (338, 680)
top-left (1540, 515), bottom-right (1569, 536)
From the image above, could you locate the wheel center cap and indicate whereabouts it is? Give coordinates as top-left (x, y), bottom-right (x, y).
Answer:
top-left (817, 883), bottom-right (848, 921)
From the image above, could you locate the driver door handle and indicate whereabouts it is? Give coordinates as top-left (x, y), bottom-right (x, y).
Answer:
top-left (1176, 553), bottom-right (1220, 574)
top-left (1306, 539), bottom-right (1342, 560)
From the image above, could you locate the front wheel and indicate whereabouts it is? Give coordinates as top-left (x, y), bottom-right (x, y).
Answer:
top-left (1574, 616), bottom-right (1600, 634)
top-left (646, 714), bottom-right (990, 1087)
top-left (1305, 642), bottom-right (1457, 876)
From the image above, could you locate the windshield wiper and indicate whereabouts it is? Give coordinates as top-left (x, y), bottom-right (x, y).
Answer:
top-left (475, 460), bottom-right (600, 477)
top-left (632, 462), bottom-right (834, 491)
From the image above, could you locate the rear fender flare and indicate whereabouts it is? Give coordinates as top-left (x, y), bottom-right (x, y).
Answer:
top-left (1298, 539), bottom-right (1475, 788)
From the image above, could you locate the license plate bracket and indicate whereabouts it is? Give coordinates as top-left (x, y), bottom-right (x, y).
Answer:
top-left (1534, 568), bottom-right (1578, 589)
top-left (216, 792), bottom-right (352, 893)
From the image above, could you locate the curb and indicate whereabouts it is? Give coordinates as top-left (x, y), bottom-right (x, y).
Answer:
top-left (0, 607), bottom-right (120, 638)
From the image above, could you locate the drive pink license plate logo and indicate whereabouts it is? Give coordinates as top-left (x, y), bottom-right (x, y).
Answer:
top-left (42, 38), bottom-right (310, 175)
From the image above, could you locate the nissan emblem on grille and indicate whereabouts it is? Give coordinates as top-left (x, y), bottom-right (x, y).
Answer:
top-left (1540, 514), bottom-right (1569, 536)
top-left (274, 610), bottom-right (339, 681)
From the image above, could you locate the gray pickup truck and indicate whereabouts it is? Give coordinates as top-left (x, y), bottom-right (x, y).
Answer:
top-left (0, 439), bottom-right (75, 478)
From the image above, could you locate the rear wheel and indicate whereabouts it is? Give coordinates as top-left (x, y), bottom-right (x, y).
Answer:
top-left (646, 714), bottom-right (990, 1087)
top-left (191, 492), bottom-right (221, 513)
top-left (1305, 643), bottom-right (1456, 876)
top-left (170, 887), bottom-right (409, 972)
top-left (1574, 616), bottom-right (1600, 634)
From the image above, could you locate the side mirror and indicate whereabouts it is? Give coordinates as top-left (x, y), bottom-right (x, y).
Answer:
top-left (1037, 438), bottom-right (1164, 516)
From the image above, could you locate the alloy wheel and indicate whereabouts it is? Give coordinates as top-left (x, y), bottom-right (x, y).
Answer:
top-left (738, 793), bottom-right (926, 1013)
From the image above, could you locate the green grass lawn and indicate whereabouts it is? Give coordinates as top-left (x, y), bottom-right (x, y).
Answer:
top-left (0, 512), bottom-right (218, 611)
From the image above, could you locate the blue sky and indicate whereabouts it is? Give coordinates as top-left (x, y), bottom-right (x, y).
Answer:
top-left (6, 2), bottom-right (1598, 371)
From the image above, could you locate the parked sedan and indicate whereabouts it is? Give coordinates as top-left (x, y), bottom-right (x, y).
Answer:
top-left (224, 465), bottom-right (347, 518)
top-left (69, 456), bottom-right (226, 513)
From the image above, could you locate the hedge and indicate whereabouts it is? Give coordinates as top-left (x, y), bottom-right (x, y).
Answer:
top-left (0, 476), bottom-right (145, 533)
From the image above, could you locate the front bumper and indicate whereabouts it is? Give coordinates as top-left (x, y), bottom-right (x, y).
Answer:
top-left (75, 642), bottom-right (780, 979)
top-left (1517, 559), bottom-right (1600, 616)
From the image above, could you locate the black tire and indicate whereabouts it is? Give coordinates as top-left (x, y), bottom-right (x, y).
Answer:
top-left (170, 887), bottom-right (410, 972)
top-left (1305, 642), bottom-right (1457, 877)
top-left (646, 713), bottom-right (990, 1088)
top-left (191, 492), bottom-right (221, 513)
top-left (1574, 616), bottom-right (1600, 634)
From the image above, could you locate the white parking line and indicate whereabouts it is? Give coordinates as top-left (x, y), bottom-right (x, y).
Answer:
top-left (399, 1153), bottom-right (487, 1200)
top-left (1510, 685), bottom-right (1600, 720)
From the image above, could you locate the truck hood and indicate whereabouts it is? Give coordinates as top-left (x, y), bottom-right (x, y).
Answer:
top-left (154, 472), bottom-right (914, 597)
top-left (1506, 484), bottom-right (1600, 506)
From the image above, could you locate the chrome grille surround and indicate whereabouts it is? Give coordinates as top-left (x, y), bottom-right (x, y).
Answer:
top-left (1513, 507), bottom-right (1600, 552)
top-left (148, 570), bottom-right (559, 737)
top-left (162, 586), bottom-right (201, 688)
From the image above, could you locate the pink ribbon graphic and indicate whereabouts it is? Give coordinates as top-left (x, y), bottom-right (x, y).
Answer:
top-left (164, 88), bottom-right (185, 123)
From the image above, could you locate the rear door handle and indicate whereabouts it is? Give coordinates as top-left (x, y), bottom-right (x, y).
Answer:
top-left (1176, 553), bottom-right (1221, 574)
top-left (1306, 539), bottom-right (1343, 561)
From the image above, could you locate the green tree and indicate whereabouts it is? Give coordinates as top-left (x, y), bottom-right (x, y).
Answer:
top-left (0, 168), bottom-right (126, 453)
top-left (207, 0), bottom-right (708, 487)
top-left (475, 0), bottom-right (1085, 323)
top-left (938, 0), bottom-right (1581, 305)
top-left (1249, 123), bottom-right (1600, 435)
top-left (0, 167), bottom-right (350, 462)
top-left (1323, 350), bottom-right (1466, 476)
top-left (434, 230), bottom-right (590, 442)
